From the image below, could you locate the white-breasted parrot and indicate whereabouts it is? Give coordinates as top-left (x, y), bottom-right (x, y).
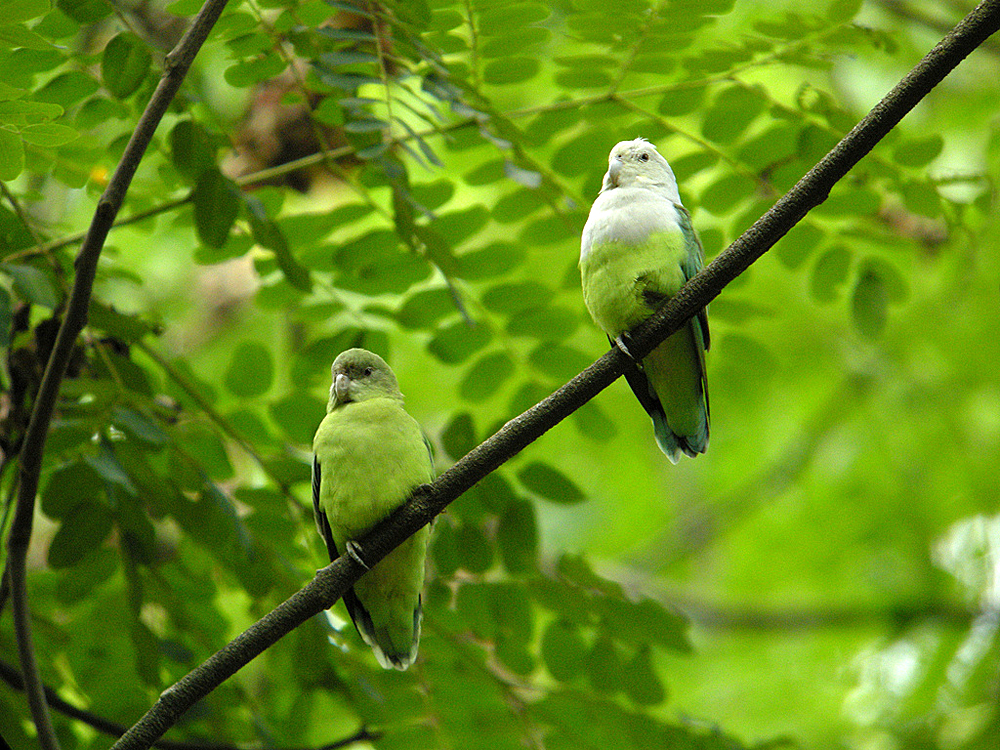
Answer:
top-left (312, 348), bottom-right (432, 669)
top-left (580, 138), bottom-right (709, 462)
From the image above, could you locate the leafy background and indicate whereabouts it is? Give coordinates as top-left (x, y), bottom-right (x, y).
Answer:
top-left (2, 0), bottom-right (999, 748)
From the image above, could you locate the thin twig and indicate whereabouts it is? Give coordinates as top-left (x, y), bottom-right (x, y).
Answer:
top-left (109, 4), bottom-right (1000, 749)
top-left (2, 1), bottom-right (232, 747)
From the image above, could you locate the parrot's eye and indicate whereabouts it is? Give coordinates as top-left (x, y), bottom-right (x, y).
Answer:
top-left (363, 367), bottom-right (374, 377)
top-left (638, 152), bottom-right (650, 162)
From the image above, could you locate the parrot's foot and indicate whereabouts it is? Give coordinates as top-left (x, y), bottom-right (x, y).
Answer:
top-left (614, 333), bottom-right (637, 360)
top-left (345, 541), bottom-right (369, 570)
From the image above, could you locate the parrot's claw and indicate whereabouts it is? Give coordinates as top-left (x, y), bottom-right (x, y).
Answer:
top-left (614, 334), bottom-right (637, 360)
top-left (345, 541), bottom-right (369, 570)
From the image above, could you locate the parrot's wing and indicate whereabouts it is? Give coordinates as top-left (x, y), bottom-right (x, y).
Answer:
top-left (311, 453), bottom-right (382, 656)
top-left (677, 204), bottom-right (710, 428)
top-left (677, 204), bottom-right (710, 353)
top-left (611, 334), bottom-right (666, 419)
top-left (311, 454), bottom-right (338, 560)
top-left (612, 204), bottom-right (709, 462)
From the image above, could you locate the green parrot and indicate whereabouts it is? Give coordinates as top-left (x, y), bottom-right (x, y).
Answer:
top-left (312, 348), bottom-right (432, 669)
top-left (579, 138), bottom-right (709, 463)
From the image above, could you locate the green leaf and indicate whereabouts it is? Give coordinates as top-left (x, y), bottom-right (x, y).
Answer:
top-left (460, 351), bottom-right (515, 402)
top-left (828, 0), bottom-right (863, 23)
top-left (900, 180), bottom-right (942, 218)
top-left (56, 548), bottom-right (118, 604)
top-left (0, 24), bottom-right (53, 51)
top-left (701, 85), bottom-right (766, 144)
top-left (57, 0), bottom-right (112, 23)
top-left (414, 224), bottom-right (461, 277)
top-left (480, 27), bottom-right (550, 57)
top-left (518, 462), bottom-right (585, 505)
top-left (2, 262), bottom-right (58, 307)
top-left (87, 300), bottom-right (155, 342)
top-left (623, 647), bottom-right (666, 706)
top-left (442, 412), bottom-right (476, 460)
top-left (42, 461), bottom-right (104, 518)
top-left (506, 306), bottom-right (579, 340)
top-left (572, 401), bottom-right (617, 442)
top-left (0, 98), bottom-right (63, 126)
top-left (851, 263), bottom-right (889, 339)
top-left (225, 341), bottom-right (274, 397)
top-left (484, 57), bottom-right (540, 85)
top-left (431, 519), bottom-right (460, 576)
top-left (457, 242), bottom-right (524, 280)
top-left (598, 597), bottom-right (691, 653)
top-left (170, 120), bottom-right (214, 180)
top-left (657, 85), bottom-right (707, 116)
top-left (224, 54), bottom-right (285, 88)
top-left (893, 134), bottom-right (944, 168)
top-left (699, 173), bottom-right (756, 215)
top-left (482, 281), bottom-right (553, 315)
top-left (529, 343), bottom-right (592, 382)
top-left (5, 0), bottom-right (51, 24)
top-left (433, 205), bottom-right (490, 247)
top-left (192, 169), bottom-right (240, 249)
top-left (427, 320), bottom-right (492, 364)
top-left (554, 68), bottom-right (613, 89)
top-left (811, 245), bottom-right (852, 303)
top-left (471, 472), bottom-right (517, 514)
top-left (542, 620), bottom-right (587, 682)
top-left (101, 33), bottom-right (151, 99)
top-left (112, 405), bottom-right (168, 446)
top-left (36, 71), bottom-right (99, 108)
top-left (775, 221), bottom-right (824, 270)
top-left (397, 287), bottom-right (457, 330)
top-left (48, 501), bottom-right (114, 569)
top-left (494, 188), bottom-right (544, 224)
top-left (0, 128), bottom-right (25, 180)
top-left (479, 3), bottom-right (548, 33)
top-left (586, 636), bottom-right (623, 694)
top-left (269, 391), bottom-right (326, 445)
top-left (245, 195), bottom-right (312, 291)
top-left (497, 498), bottom-right (538, 574)
top-left (19, 122), bottom-right (78, 147)
top-left (455, 523), bottom-right (494, 573)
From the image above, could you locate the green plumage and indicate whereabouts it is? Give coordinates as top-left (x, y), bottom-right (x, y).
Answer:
top-left (580, 139), bottom-right (709, 462)
top-left (312, 348), bottom-right (432, 669)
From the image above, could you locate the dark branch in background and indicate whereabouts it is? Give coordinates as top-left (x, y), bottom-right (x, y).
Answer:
top-left (669, 597), bottom-right (986, 631)
top-left (109, 4), bottom-right (1000, 749)
top-left (1, 1), bottom-right (231, 748)
top-left (0, 659), bottom-right (378, 750)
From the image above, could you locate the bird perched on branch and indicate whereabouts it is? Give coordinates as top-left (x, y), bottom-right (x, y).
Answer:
top-left (580, 138), bottom-right (710, 462)
top-left (312, 348), bottom-right (432, 669)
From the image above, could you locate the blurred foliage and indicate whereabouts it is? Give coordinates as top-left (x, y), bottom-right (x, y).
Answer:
top-left (1, 0), bottom-right (999, 748)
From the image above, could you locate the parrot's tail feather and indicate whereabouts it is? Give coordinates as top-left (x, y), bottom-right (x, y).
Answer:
top-left (651, 402), bottom-right (708, 462)
top-left (344, 589), bottom-right (422, 670)
top-left (651, 411), bottom-right (681, 464)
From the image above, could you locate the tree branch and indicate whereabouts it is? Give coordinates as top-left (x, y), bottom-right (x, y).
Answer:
top-left (0, 658), bottom-right (376, 750)
top-left (2, 1), bottom-right (231, 748)
top-left (108, 3), bottom-right (1000, 749)
top-left (666, 596), bottom-right (983, 631)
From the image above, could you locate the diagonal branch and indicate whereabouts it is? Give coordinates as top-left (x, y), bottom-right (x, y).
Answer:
top-left (0, 658), bottom-right (377, 750)
top-left (108, 3), bottom-right (1000, 749)
top-left (2, 1), bottom-right (232, 748)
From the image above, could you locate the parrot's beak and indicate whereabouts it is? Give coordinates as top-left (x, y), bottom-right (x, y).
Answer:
top-left (334, 372), bottom-right (352, 403)
top-left (607, 156), bottom-right (622, 187)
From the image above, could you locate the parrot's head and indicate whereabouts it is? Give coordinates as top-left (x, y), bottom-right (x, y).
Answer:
top-left (329, 348), bottom-right (402, 408)
top-left (600, 138), bottom-right (680, 203)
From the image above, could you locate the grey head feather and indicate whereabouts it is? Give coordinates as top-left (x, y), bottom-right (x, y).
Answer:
top-left (599, 138), bottom-right (681, 205)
